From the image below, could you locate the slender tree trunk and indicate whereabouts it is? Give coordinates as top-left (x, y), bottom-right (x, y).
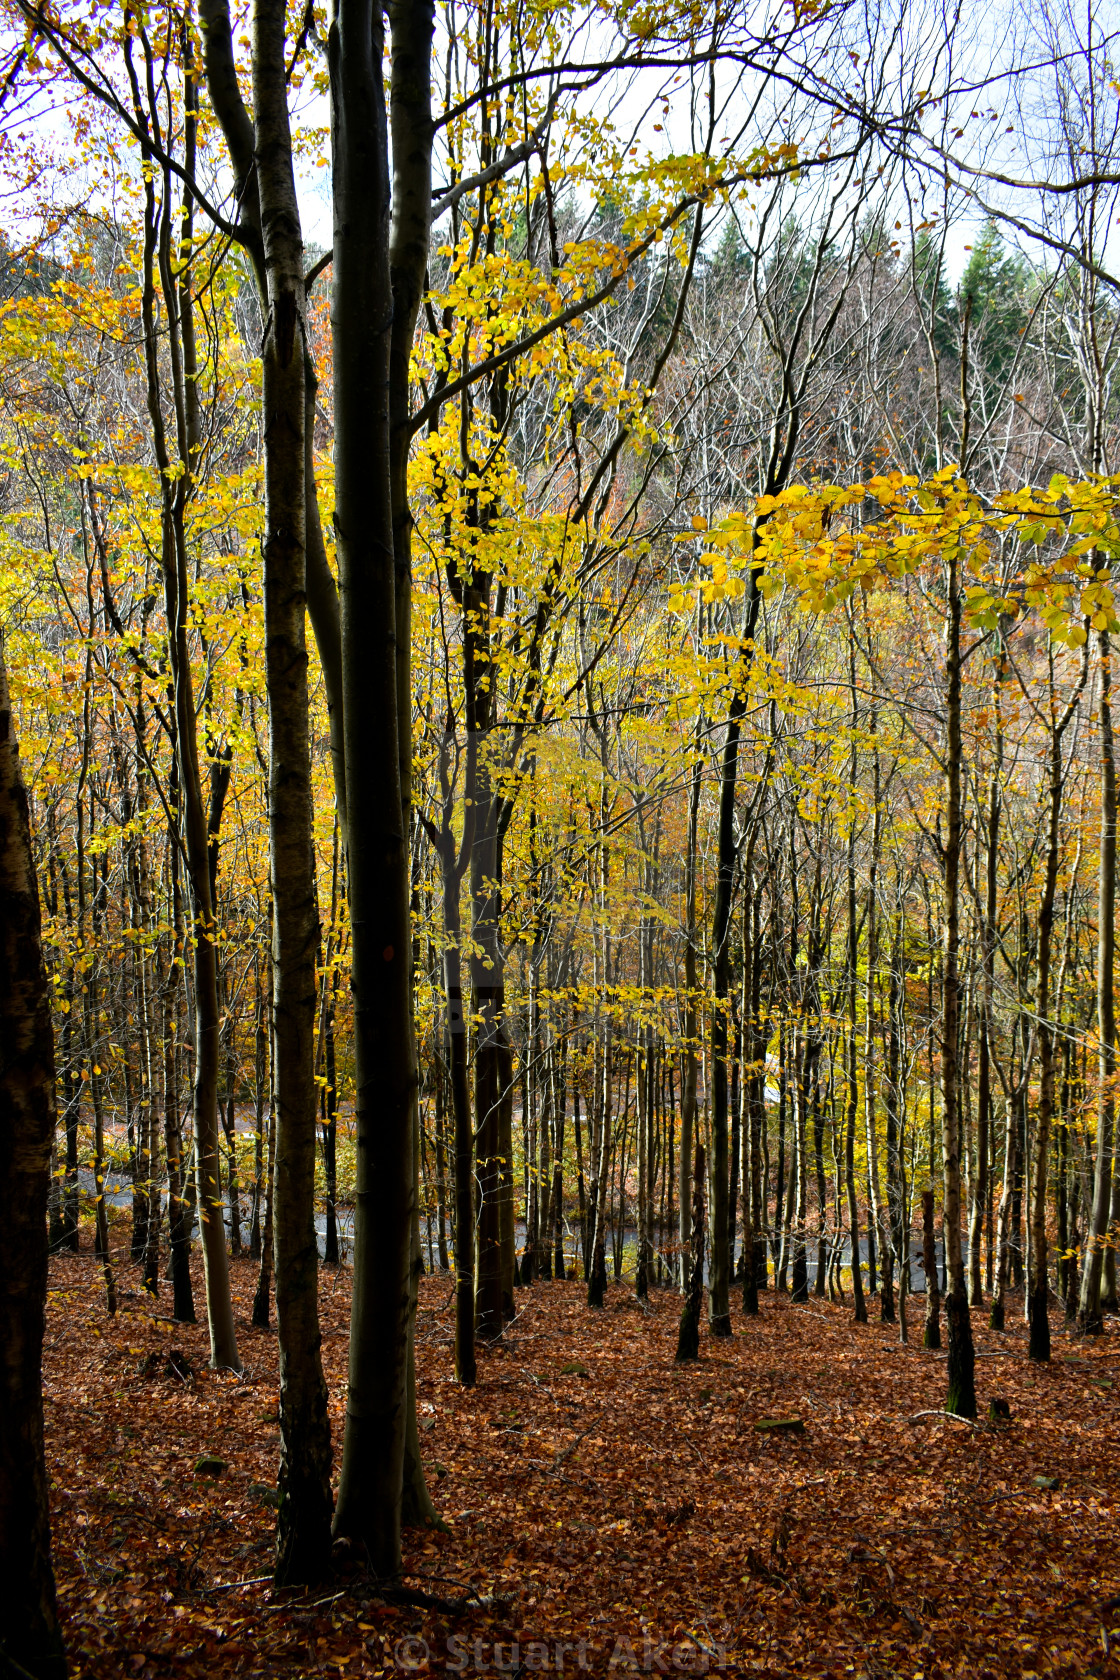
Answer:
top-left (791, 1037), bottom-right (810, 1303)
top-left (251, 957), bottom-right (266, 1262)
top-left (131, 43), bottom-right (239, 1370)
top-left (922, 1188), bottom-right (941, 1350)
top-left (940, 528), bottom-right (976, 1417)
top-left (85, 848), bottom-right (116, 1317)
top-left (253, 0), bottom-right (334, 1583)
top-left (330, 0), bottom-right (434, 1570)
top-left (1028, 649), bottom-right (1085, 1358)
top-left (253, 1068), bottom-right (277, 1330)
top-left (1080, 629), bottom-right (1116, 1333)
top-left (680, 731), bottom-right (701, 1292)
top-left (676, 1145), bottom-right (706, 1362)
top-left (449, 935), bottom-right (475, 1375)
top-left (164, 951), bottom-right (195, 1322)
top-left (709, 708), bottom-right (743, 1337)
top-left (971, 682), bottom-right (1001, 1306)
top-left (844, 693), bottom-right (867, 1319)
top-left (587, 863), bottom-right (612, 1308)
top-left (473, 800), bottom-right (506, 1340)
top-left (552, 1052), bottom-right (567, 1279)
top-left (132, 808), bottom-right (162, 1297)
top-left (740, 900), bottom-right (758, 1316)
top-left (322, 979), bottom-right (340, 1267)
top-left (400, 1108), bottom-right (443, 1531)
top-left (991, 1089), bottom-right (1018, 1332)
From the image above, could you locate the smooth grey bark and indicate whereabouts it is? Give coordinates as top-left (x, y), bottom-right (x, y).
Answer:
top-left (0, 627), bottom-right (67, 1680)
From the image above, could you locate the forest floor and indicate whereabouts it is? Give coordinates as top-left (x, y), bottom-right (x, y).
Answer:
top-left (44, 1229), bottom-right (1120, 1680)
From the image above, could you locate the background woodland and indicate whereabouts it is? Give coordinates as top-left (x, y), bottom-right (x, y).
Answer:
top-left (3, 0), bottom-right (1120, 1670)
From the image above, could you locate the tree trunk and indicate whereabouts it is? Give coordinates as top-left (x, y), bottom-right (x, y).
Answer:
top-left (844, 671), bottom-right (867, 1322)
top-left (709, 707), bottom-right (746, 1335)
top-left (921, 1189), bottom-right (941, 1350)
top-left (1080, 628), bottom-right (1116, 1333)
top-left (1027, 646), bottom-right (1085, 1359)
top-left (329, 0), bottom-right (426, 1574)
top-left (131, 44), bottom-right (239, 1371)
top-left (449, 929), bottom-right (475, 1379)
top-left (939, 525), bottom-right (976, 1417)
top-left (251, 957), bottom-right (266, 1262)
top-left (253, 1086), bottom-right (277, 1331)
top-left (253, 0), bottom-right (334, 1583)
top-left (680, 733), bottom-right (701, 1292)
top-left (164, 961), bottom-right (195, 1323)
top-left (676, 1145), bottom-right (706, 1362)
top-left (0, 627), bottom-right (67, 1680)
top-left (791, 1034), bottom-right (811, 1303)
top-left (990, 1087), bottom-right (1018, 1332)
top-left (472, 795), bottom-right (507, 1342)
top-left (971, 670), bottom-right (1002, 1306)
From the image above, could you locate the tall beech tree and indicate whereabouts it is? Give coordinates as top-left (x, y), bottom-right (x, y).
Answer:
top-left (327, 0), bottom-right (432, 1574)
top-left (124, 18), bottom-right (240, 1372)
top-left (252, 0), bottom-right (335, 1583)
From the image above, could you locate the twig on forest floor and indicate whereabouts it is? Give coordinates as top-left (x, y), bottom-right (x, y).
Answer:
top-left (417, 1286), bottom-right (455, 1314)
top-left (265, 1589), bottom-right (347, 1613)
top-left (907, 1410), bottom-right (984, 1428)
top-left (899, 1604), bottom-right (923, 1637)
top-left (366, 1572), bottom-right (512, 1614)
top-left (1, 1650), bottom-right (41, 1680)
top-left (381, 1586), bottom-right (511, 1613)
top-left (399, 1569), bottom-right (495, 1596)
top-left (205, 1574), bottom-right (272, 1593)
top-left (971, 1489), bottom-right (1041, 1507)
top-left (551, 1416), bottom-right (603, 1468)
